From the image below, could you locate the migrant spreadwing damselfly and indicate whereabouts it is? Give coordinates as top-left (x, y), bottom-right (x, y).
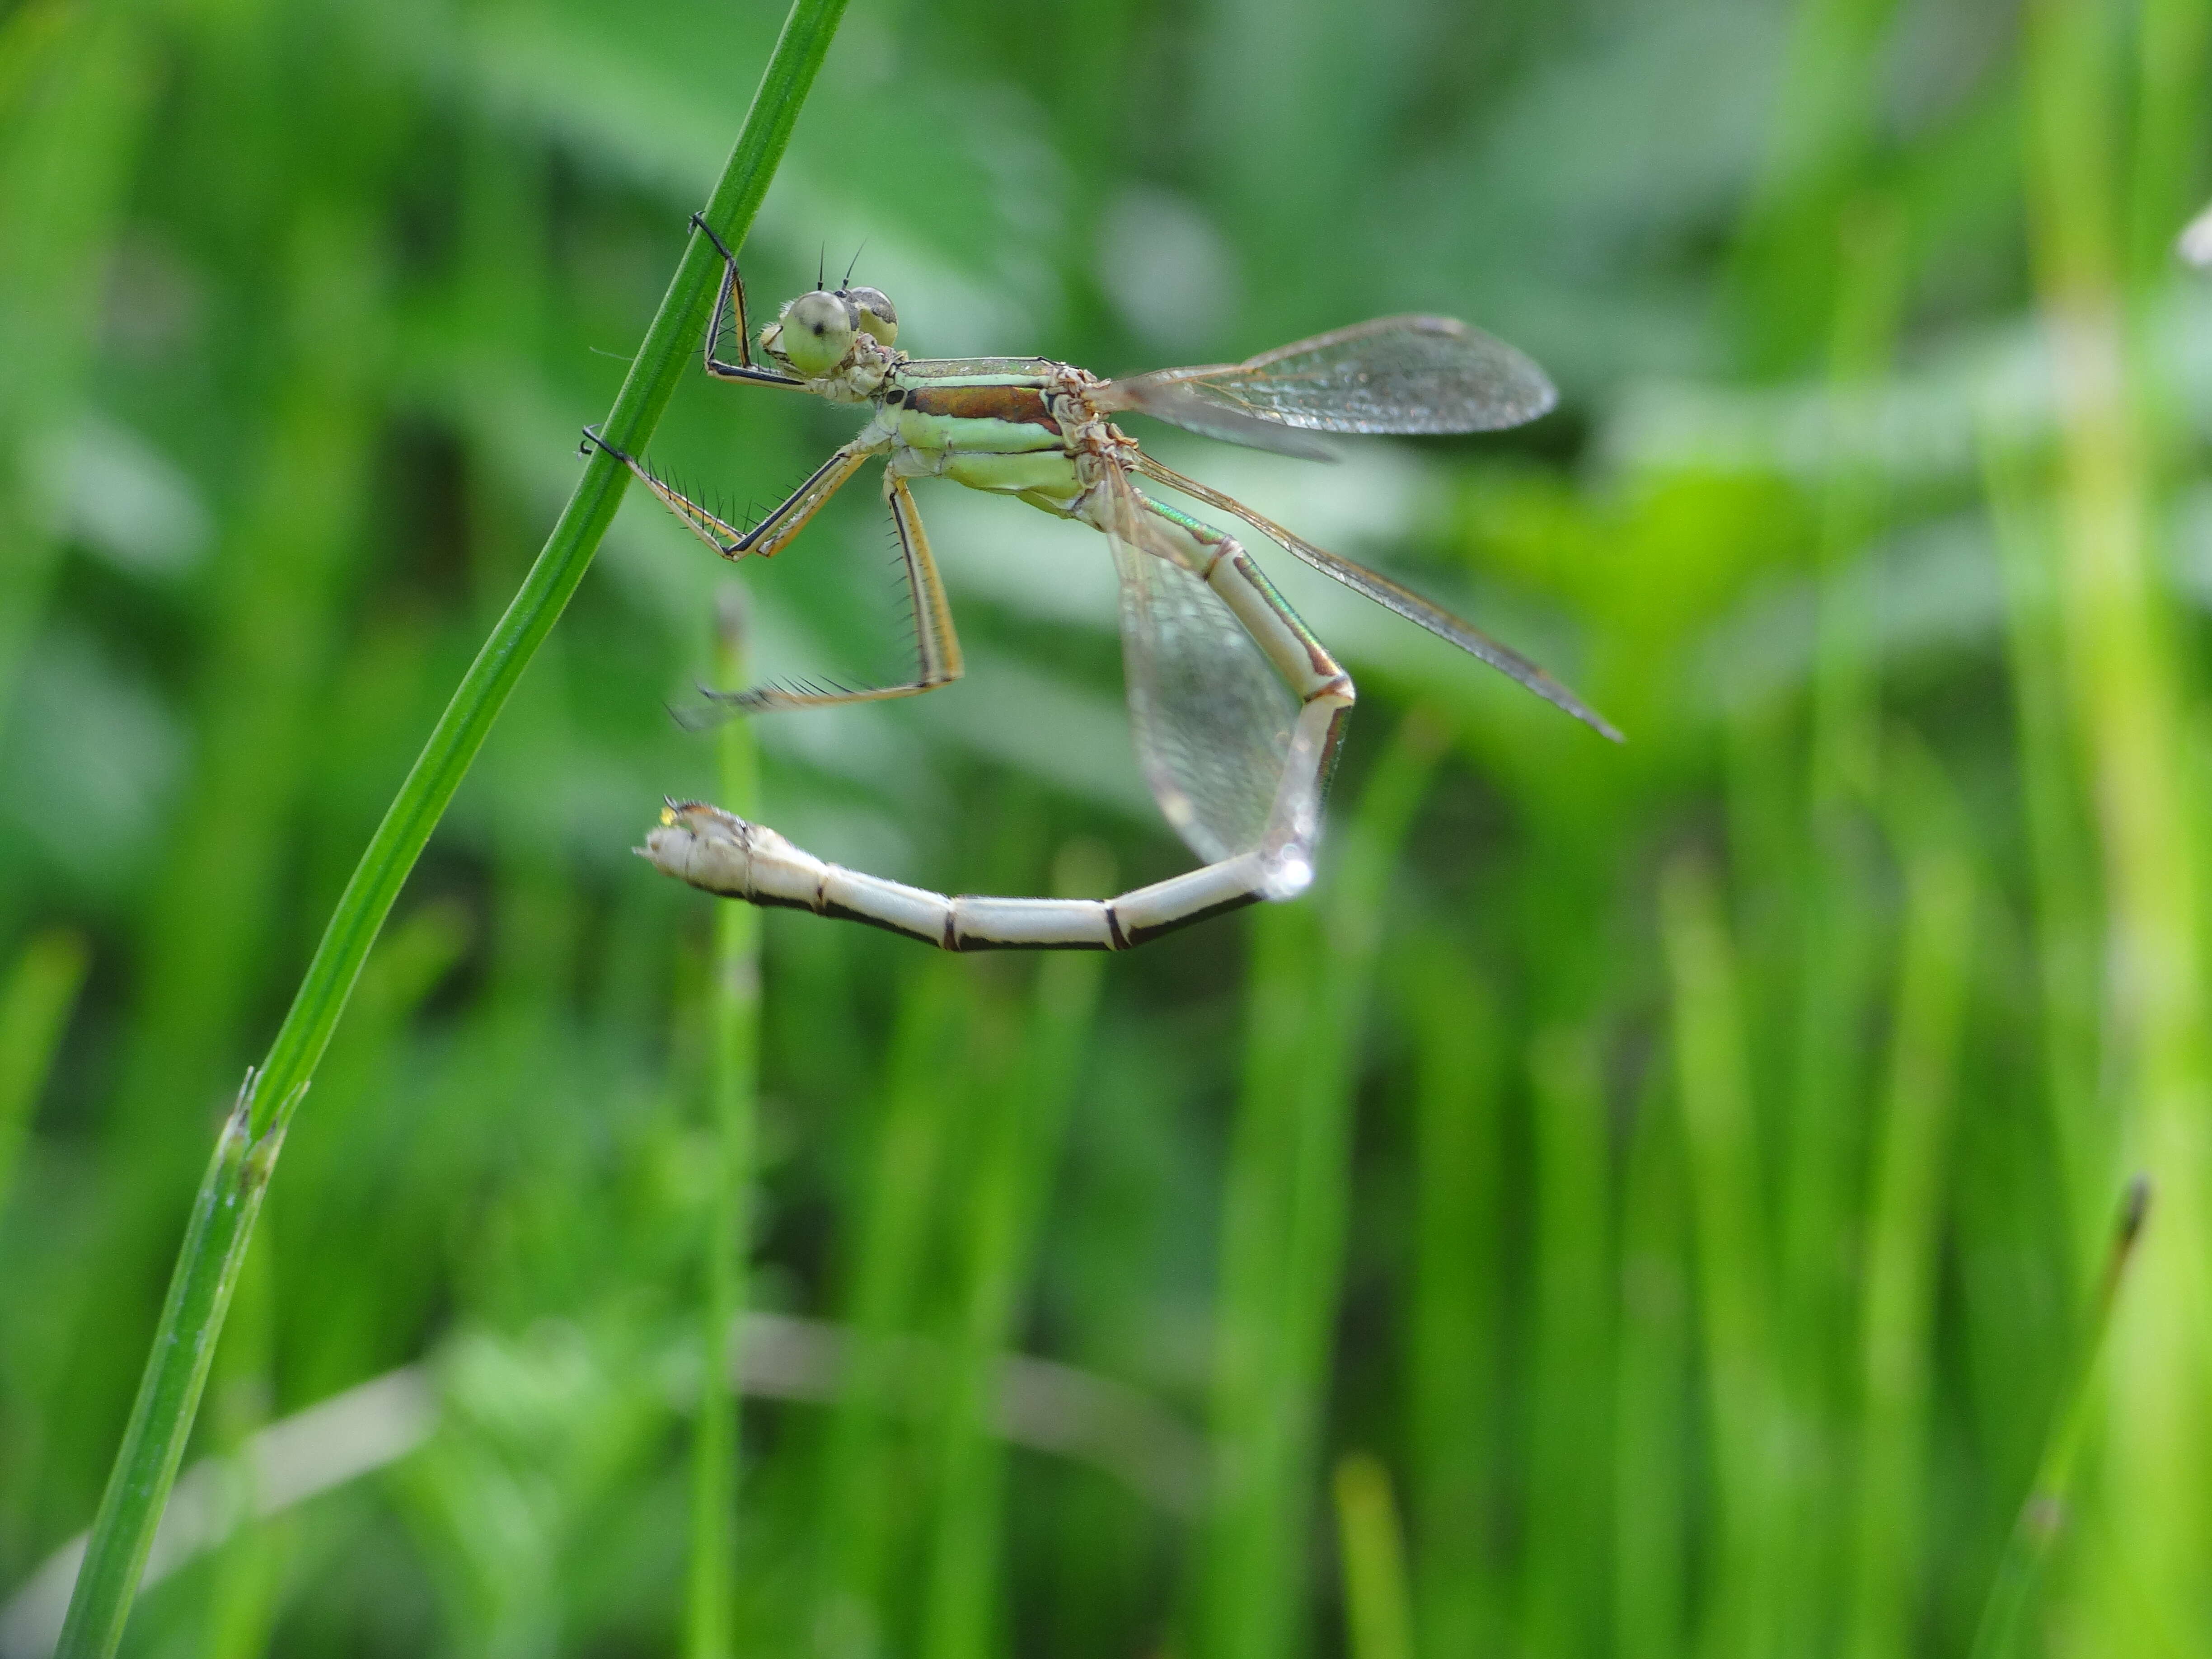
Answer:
top-left (586, 216), bottom-right (1619, 951)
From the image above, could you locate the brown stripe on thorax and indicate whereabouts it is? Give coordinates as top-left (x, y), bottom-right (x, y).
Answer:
top-left (904, 384), bottom-right (1061, 432)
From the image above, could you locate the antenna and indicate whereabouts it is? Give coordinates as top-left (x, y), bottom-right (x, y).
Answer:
top-left (842, 241), bottom-right (867, 290)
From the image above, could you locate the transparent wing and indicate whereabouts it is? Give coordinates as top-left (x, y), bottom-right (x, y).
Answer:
top-left (1095, 314), bottom-right (1556, 452)
top-left (1133, 452), bottom-right (1622, 742)
top-left (1094, 466), bottom-right (1295, 862)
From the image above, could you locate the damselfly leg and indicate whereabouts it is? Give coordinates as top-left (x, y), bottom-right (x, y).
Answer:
top-left (689, 213), bottom-right (804, 389)
top-left (581, 428), bottom-right (876, 559)
top-left (582, 428), bottom-right (964, 715)
top-left (705, 472), bottom-right (964, 713)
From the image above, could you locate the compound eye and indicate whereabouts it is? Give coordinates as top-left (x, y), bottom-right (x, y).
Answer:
top-left (781, 290), bottom-right (857, 376)
top-left (845, 286), bottom-right (898, 347)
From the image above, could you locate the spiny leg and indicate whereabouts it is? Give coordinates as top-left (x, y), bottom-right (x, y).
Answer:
top-left (689, 212), bottom-right (803, 389)
top-left (584, 427), bottom-right (952, 716)
top-left (583, 427), bottom-right (878, 560)
top-left (708, 472), bottom-right (967, 714)
top-left (640, 498), bottom-right (1354, 951)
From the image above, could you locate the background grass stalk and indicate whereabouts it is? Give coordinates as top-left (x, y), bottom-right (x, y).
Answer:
top-left (688, 591), bottom-right (764, 1659)
top-left (811, 958), bottom-right (964, 1650)
top-left (1983, 431), bottom-right (2107, 1276)
top-left (51, 4), bottom-right (848, 1650)
top-left (1402, 942), bottom-right (1504, 1658)
top-left (1201, 718), bottom-right (1440, 1659)
top-left (0, 928), bottom-right (88, 1211)
top-left (1612, 1073), bottom-right (1690, 1659)
top-left (1332, 1453), bottom-right (1414, 1659)
top-left (921, 846), bottom-right (1106, 1659)
top-left (103, 207), bottom-right (385, 1182)
top-left (0, 1), bottom-right (149, 730)
top-left (1966, 1177), bottom-right (2152, 1659)
top-left (2023, 0), bottom-right (2212, 1628)
top-left (1774, 205), bottom-right (1905, 1645)
top-left (1660, 855), bottom-right (1786, 1659)
top-left (1843, 736), bottom-right (1976, 1659)
top-left (58, 212), bottom-right (394, 1525)
top-left (1521, 1022), bottom-right (1612, 1657)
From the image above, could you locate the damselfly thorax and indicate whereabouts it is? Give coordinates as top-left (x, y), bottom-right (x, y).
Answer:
top-left (585, 215), bottom-right (1618, 951)
top-left (869, 361), bottom-right (1151, 530)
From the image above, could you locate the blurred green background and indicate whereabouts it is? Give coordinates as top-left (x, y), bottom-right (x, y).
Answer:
top-left (4, 0), bottom-right (2210, 1653)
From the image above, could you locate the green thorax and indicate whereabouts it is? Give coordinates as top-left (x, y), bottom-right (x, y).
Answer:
top-left (879, 357), bottom-right (1079, 460)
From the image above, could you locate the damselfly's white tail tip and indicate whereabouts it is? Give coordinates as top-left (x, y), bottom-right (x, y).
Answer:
top-left (642, 800), bottom-right (764, 894)
top-left (1261, 851), bottom-right (1315, 901)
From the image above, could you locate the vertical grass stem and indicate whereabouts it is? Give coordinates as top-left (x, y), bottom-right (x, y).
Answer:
top-left (1660, 855), bottom-right (1786, 1659)
top-left (1332, 1453), bottom-right (1414, 1659)
top-left (689, 589), bottom-right (764, 1659)
top-left (1202, 716), bottom-right (1440, 1659)
top-left (1966, 1178), bottom-right (2152, 1659)
top-left (0, 927), bottom-right (89, 1209)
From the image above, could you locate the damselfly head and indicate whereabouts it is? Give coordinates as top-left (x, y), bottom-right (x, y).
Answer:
top-left (764, 281), bottom-right (899, 378)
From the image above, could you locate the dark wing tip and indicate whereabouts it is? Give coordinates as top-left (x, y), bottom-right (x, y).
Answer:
top-left (1511, 663), bottom-right (1622, 742)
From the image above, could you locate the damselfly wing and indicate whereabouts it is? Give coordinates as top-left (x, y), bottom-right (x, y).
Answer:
top-left (1093, 464), bottom-right (1296, 865)
top-left (1092, 314), bottom-right (1557, 454)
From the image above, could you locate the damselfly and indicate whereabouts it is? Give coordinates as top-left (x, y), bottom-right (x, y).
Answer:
top-left (592, 217), bottom-right (1617, 951)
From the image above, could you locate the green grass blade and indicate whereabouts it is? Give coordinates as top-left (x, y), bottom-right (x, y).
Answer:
top-left (1982, 429), bottom-right (2108, 1275)
top-left (1774, 203), bottom-right (1906, 1649)
top-left (201, 1223), bottom-right (281, 1659)
top-left (2024, 0), bottom-right (2212, 1631)
top-left (0, 927), bottom-right (89, 1209)
top-left (816, 958), bottom-right (968, 1651)
top-left (689, 592), bottom-right (764, 1659)
top-left (922, 845), bottom-right (1109, 1659)
top-left (1332, 1453), bottom-right (1414, 1659)
top-left (1660, 854), bottom-right (1786, 1659)
top-left (1402, 939), bottom-right (1503, 1657)
top-left (0, 2), bottom-right (149, 727)
top-left (105, 211), bottom-right (385, 1201)
top-left (1966, 1178), bottom-right (2152, 1659)
top-left (1844, 734), bottom-right (1977, 1659)
top-left (1202, 717), bottom-right (1440, 1659)
top-left (1523, 1022), bottom-right (1613, 1659)
top-left (1613, 1072), bottom-right (1690, 1659)
top-left (53, 1074), bottom-right (297, 1659)
top-left (52, 5), bottom-right (849, 1651)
